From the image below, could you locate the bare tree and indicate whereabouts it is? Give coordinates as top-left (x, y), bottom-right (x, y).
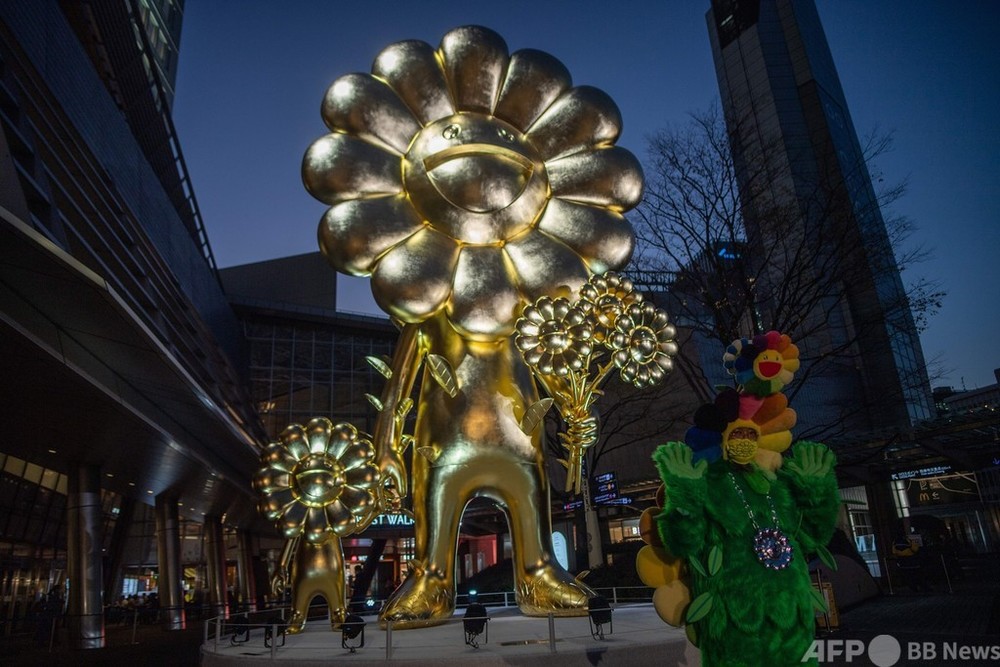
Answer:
top-left (630, 103), bottom-right (944, 440)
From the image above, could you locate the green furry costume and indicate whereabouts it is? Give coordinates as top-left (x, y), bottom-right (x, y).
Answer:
top-left (653, 441), bottom-right (839, 667)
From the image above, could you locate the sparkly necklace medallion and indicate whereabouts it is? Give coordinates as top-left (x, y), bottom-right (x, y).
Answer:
top-left (728, 471), bottom-right (793, 570)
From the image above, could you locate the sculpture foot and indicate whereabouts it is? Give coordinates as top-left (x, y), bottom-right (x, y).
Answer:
top-left (286, 610), bottom-right (306, 635)
top-left (330, 606), bottom-right (347, 629)
top-left (378, 572), bottom-right (454, 629)
top-left (516, 564), bottom-right (595, 616)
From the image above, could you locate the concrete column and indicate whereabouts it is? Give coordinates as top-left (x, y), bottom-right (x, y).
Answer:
top-left (203, 516), bottom-right (228, 618)
top-left (154, 494), bottom-right (185, 630)
top-left (103, 496), bottom-right (135, 604)
top-left (236, 530), bottom-right (257, 613)
top-left (66, 464), bottom-right (105, 649)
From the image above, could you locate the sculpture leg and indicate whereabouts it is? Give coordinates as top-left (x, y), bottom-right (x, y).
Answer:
top-left (500, 459), bottom-right (594, 616)
top-left (288, 539), bottom-right (347, 634)
top-left (380, 459), bottom-right (468, 628)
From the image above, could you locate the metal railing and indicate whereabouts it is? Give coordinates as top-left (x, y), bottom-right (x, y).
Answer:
top-left (202, 586), bottom-right (657, 659)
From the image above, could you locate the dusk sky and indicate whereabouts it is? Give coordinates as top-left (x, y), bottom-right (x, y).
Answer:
top-left (172, 1), bottom-right (999, 391)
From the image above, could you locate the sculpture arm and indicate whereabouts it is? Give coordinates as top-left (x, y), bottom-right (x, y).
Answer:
top-left (779, 441), bottom-right (840, 552)
top-left (372, 323), bottom-right (423, 499)
top-left (652, 442), bottom-right (709, 559)
top-left (271, 536), bottom-right (299, 598)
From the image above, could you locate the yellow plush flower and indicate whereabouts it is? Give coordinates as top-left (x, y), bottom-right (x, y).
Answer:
top-left (254, 418), bottom-right (380, 543)
top-left (303, 26), bottom-right (641, 340)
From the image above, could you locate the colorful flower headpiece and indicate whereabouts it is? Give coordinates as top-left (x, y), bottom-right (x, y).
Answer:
top-left (722, 330), bottom-right (799, 397)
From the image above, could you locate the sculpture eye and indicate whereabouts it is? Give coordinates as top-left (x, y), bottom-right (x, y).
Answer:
top-left (497, 128), bottom-right (515, 142)
top-left (443, 124), bottom-right (461, 139)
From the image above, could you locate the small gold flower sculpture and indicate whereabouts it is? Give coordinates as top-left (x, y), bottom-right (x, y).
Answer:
top-left (515, 272), bottom-right (678, 493)
top-left (254, 418), bottom-right (381, 543)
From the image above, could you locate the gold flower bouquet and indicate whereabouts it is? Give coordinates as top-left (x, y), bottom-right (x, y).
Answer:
top-left (515, 273), bottom-right (678, 493)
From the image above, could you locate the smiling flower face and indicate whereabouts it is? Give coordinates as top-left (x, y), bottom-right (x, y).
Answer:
top-left (303, 26), bottom-right (641, 341)
top-left (722, 331), bottom-right (800, 397)
top-left (254, 418), bottom-right (380, 544)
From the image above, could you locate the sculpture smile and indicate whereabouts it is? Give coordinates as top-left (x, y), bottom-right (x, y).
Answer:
top-left (424, 145), bottom-right (533, 213)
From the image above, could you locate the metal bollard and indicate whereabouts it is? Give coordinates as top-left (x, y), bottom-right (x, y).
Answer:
top-left (612, 587), bottom-right (618, 606)
top-left (132, 609), bottom-right (139, 645)
top-left (548, 613), bottom-right (556, 653)
top-left (386, 619), bottom-right (393, 660)
top-left (940, 554), bottom-right (954, 594)
top-left (271, 624), bottom-right (278, 659)
top-left (214, 615), bottom-right (220, 652)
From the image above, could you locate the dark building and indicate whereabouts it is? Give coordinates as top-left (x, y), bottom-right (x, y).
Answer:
top-left (704, 0), bottom-right (996, 571)
top-left (0, 0), bottom-right (267, 648)
top-left (706, 0), bottom-right (933, 433)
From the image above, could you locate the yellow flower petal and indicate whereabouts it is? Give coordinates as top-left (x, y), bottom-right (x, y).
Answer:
top-left (438, 26), bottom-right (508, 113)
top-left (280, 424), bottom-right (309, 462)
top-left (344, 464), bottom-right (379, 490)
top-left (302, 133), bottom-right (402, 205)
top-left (373, 39), bottom-right (453, 125)
top-left (319, 195), bottom-right (424, 277)
top-left (505, 231), bottom-right (589, 301)
top-left (305, 417), bottom-right (333, 455)
top-left (321, 73), bottom-right (421, 155)
top-left (371, 227), bottom-right (459, 323)
top-left (495, 49), bottom-right (572, 131)
top-left (536, 198), bottom-right (634, 273)
top-left (547, 147), bottom-right (644, 210)
top-left (526, 86), bottom-right (622, 160)
top-left (447, 247), bottom-right (522, 338)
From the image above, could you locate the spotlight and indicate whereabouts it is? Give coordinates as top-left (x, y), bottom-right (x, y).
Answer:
top-left (587, 595), bottom-right (613, 640)
top-left (462, 603), bottom-right (489, 649)
top-left (229, 614), bottom-right (250, 645)
top-left (341, 613), bottom-right (365, 652)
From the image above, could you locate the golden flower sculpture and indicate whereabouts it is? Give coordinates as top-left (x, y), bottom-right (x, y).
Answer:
top-left (255, 418), bottom-right (381, 543)
top-left (515, 272), bottom-right (678, 492)
top-left (303, 25), bottom-right (641, 340)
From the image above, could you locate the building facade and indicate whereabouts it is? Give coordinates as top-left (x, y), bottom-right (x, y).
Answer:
top-left (706, 0), bottom-right (933, 434)
top-left (0, 0), bottom-right (266, 647)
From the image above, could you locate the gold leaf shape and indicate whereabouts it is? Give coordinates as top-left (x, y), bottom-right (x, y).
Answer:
top-left (365, 394), bottom-right (384, 411)
top-left (425, 353), bottom-right (459, 397)
top-left (366, 355), bottom-right (393, 379)
top-left (520, 398), bottom-right (554, 435)
top-left (396, 397), bottom-right (414, 420)
top-left (417, 446), bottom-right (439, 462)
top-left (557, 458), bottom-right (570, 470)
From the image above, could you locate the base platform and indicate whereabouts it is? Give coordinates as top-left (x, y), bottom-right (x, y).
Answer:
top-left (200, 603), bottom-right (699, 666)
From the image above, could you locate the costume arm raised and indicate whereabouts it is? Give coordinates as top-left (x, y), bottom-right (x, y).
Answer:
top-left (652, 442), bottom-right (709, 558)
top-left (779, 441), bottom-right (840, 552)
top-left (373, 323), bottom-right (423, 499)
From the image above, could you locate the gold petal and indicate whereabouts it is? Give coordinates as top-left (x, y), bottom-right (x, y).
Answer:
top-left (327, 501), bottom-right (357, 536)
top-left (280, 424), bottom-right (309, 462)
top-left (546, 147), bottom-right (644, 211)
top-left (305, 417), bottom-right (333, 455)
top-left (372, 40), bottom-right (453, 125)
top-left (345, 464), bottom-right (379, 490)
top-left (371, 227), bottom-right (458, 323)
top-left (338, 439), bottom-right (374, 471)
top-left (282, 503), bottom-right (307, 535)
top-left (505, 231), bottom-right (590, 302)
top-left (319, 195), bottom-right (424, 277)
top-left (263, 443), bottom-right (297, 474)
top-left (340, 486), bottom-right (374, 515)
top-left (536, 198), bottom-right (635, 273)
top-left (328, 422), bottom-right (361, 460)
top-left (526, 86), bottom-right (622, 160)
top-left (495, 49), bottom-right (572, 132)
top-left (438, 26), bottom-right (509, 113)
top-left (321, 73), bottom-right (421, 155)
top-left (302, 133), bottom-right (402, 205)
top-left (447, 247), bottom-right (522, 338)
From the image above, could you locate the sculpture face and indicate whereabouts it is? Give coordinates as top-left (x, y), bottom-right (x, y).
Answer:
top-left (404, 114), bottom-right (548, 242)
top-left (303, 25), bottom-right (642, 339)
